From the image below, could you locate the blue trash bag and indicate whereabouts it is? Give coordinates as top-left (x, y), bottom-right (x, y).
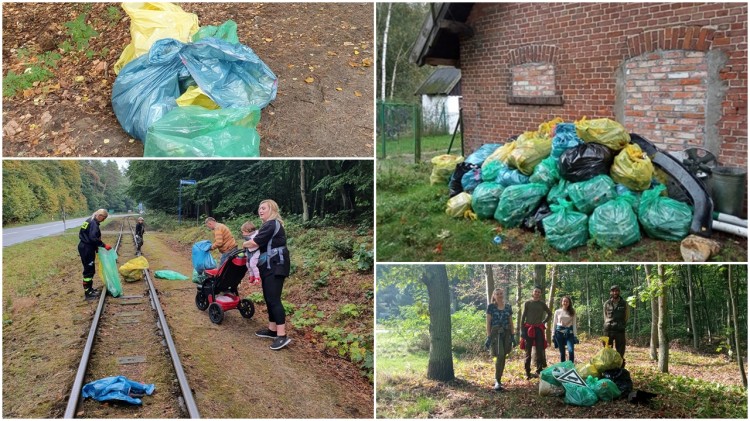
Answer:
top-left (465, 144), bottom-right (502, 166)
top-left (82, 376), bottom-right (155, 405)
top-left (461, 166), bottom-right (482, 193)
top-left (496, 163), bottom-right (531, 187)
top-left (551, 123), bottom-right (583, 158)
top-left (192, 240), bottom-right (217, 273)
top-left (113, 37), bottom-right (277, 141)
top-left (144, 106), bottom-right (261, 157)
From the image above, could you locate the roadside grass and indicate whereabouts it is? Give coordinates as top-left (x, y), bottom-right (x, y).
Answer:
top-left (377, 134), bottom-right (458, 161)
top-left (376, 330), bottom-right (747, 419)
top-left (376, 162), bottom-right (747, 262)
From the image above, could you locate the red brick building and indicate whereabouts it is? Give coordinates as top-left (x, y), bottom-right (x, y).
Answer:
top-left (411, 3), bottom-right (747, 169)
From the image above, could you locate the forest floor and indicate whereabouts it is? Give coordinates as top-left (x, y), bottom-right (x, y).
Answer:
top-left (376, 330), bottom-right (747, 418)
top-left (2, 218), bottom-right (373, 418)
top-left (2, 3), bottom-right (374, 157)
top-left (376, 161), bottom-right (748, 262)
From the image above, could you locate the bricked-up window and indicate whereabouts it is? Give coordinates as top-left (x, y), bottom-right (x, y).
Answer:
top-left (623, 50), bottom-right (708, 154)
top-left (507, 45), bottom-right (562, 105)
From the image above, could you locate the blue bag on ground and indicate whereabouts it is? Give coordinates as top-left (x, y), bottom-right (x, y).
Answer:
top-left (638, 184), bottom-right (692, 241)
top-left (589, 195), bottom-right (641, 249)
top-left (113, 37), bottom-right (277, 141)
top-left (563, 381), bottom-right (599, 406)
top-left (471, 182), bottom-right (504, 219)
top-left (465, 144), bottom-right (501, 166)
top-left (192, 240), bottom-right (217, 273)
top-left (494, 183), bottom-right (549, 228)
top-left (83, 375), bottom-right (155, 405)
top-left (543, 199), bottom-right (589, 252)
top-left (568, 174), bottom-right (617, 214)
top-left (461, 167), bottom-right (482, 193)
top-left (144, 106), bottom-right (261, 157)
top-left (96, 247), bottom-right (122, 297)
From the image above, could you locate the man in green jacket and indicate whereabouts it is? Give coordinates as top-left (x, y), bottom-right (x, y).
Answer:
top-left (603, 285), bottom-right (629, 367)
top-left (521, 285), bottom-right (552, 379)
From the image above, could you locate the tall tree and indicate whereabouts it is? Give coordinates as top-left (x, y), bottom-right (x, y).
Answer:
top-left (727, 265), bottom-right (747, 388)
top-left (644, 265), bottom-right (659, 360)
top-left (421, 265), bottom-right (454, 381)
top-left (686, 265), bottom-right (698, 349)
top-left (546, 265), bottom-right (557, 345)
top-left (484, 265), bottom-right (495, 305)
top-left (299, 161), bottom-right (309, 222)
top-left (380, 2), bottom-right (392, 101)
top-left (657, 265), bottom-right (669, 373)
top-left (515, 265), bottom-right (522, 336)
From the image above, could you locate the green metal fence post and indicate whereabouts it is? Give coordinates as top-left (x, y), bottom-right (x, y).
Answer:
top-left (414, 104), bottom-right (422, 164)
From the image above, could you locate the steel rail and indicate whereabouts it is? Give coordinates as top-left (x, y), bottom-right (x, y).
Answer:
top-left (64, 221), bottom-right (125, 418)
top-left (143, 268), bottom-right (201, 418)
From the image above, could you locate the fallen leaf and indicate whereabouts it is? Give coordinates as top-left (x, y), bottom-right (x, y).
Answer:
top-left (343, 42), bottom-right (355, 46)
top-left (308, 66), bottom-right (314, 71)
top-left (94, 61), bottom-right (107, 73)
top-left (354, 91), bottom-right (362, 97)
top-left (129, 139), bottom-right (135, 143)
top-left (40, 111), bottom-right (52, 125)
top-left (348, 61), bottom-right (359, 68)
top-left (103, 139), bottom-right (110, 144)
top-left (335, 87), bottom-right (343, 91)
top-left (305, 77), bottom-right (314, 83)
top-left (326, 51), bottom-right (337, 56)
top-left (74, 76), bottom-right (85, 82)
top-left (361, 58), bottom-right (372, 67)
top-left (264, 38), bottom-right (273, 42)
top-left (354, 50), bottom-right (360, 55)
top-left (437, 230), bottom-right (451, 240)
top-left (4, 119), bottom-right (21, 136)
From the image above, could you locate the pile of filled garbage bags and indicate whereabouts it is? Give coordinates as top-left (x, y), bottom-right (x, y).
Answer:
top-left (539, 345), bottom-right (632, 407)
top-left (431, 117), bottom-right (694, 252)
top-left (112, 3), bottom-right (277, 156)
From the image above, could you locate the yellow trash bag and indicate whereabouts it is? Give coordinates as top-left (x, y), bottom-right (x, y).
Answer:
top-left (430, 154), bottom-right (464, 185)
top-left (507, 131), bottom-right (552, 175)
top-left (575, 117), bottom-right (631, 151)
top-left (114, 2), bottom-right (200, 74)
top-left (538, 116), bottom-right (564, 138)
top-left (175, 86), bottom-right (220, 110)
top-left (591, 346), bottom-right (624, 373)
top-left (610, 143), bottom-right (654, 191)
top-left (445, 192), bottom-right (472, 218)
top-left (118, 256), bottom-right (150, 282)
top-left (576, 362), bottom-right (600, 379)
top-left (484, 141), bottom-right (516, 167)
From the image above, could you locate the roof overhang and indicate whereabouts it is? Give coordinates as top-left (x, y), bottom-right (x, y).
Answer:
top-left (409, 3), bottom-right (476, 67)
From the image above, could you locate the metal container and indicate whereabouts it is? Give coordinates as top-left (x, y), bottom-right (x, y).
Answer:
top-left (708, 166), bottom-right (747, 218)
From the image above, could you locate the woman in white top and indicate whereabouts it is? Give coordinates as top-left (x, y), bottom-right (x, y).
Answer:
top-left (552, 296), bottom-right (578, 363)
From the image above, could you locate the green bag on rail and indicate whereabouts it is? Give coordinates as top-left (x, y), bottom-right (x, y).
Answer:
top-left (154, 270), bottom-right (190, 280)
top-left (96, 247), bottom-right (123, 297)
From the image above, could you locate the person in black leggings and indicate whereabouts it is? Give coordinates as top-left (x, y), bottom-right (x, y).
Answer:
top-left (242, 199), bottom-right (291, 350)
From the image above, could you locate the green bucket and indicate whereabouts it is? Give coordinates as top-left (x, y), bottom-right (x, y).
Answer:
top-left (709, 166), bottom-right (747, 218)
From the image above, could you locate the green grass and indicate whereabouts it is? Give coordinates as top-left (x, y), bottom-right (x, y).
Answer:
top-left (376, 163), bottom-right (747, 262)
top-left (377, 134), bottom-right (459, 160)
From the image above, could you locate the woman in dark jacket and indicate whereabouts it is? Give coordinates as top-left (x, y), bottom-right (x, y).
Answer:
top-left (243, 199), bottom-right (291, 350)
top-left (78, 209), bottom-right (111, 300)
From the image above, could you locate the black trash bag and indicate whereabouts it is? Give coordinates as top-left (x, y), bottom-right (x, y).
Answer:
top-left (449, 162), bottom-right (479, 197)
top-left (602, 368), bottom-right (633, 397)
top-left (521, 200), bottom-right (552, 234)
top-left (559, 143), bottom-right (616, 182)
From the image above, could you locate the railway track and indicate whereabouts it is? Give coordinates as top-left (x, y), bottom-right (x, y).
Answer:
top-left (64, 218), bottom-right (199, 419)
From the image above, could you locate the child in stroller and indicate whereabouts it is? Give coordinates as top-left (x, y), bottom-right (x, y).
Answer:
top-left (195, 248), bottom-right (255, 324)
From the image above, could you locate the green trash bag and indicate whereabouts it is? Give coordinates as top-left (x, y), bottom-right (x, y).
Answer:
top-left (446, 192), bottom-right (473, 218)
top-left (591, 346), bottom-right (624, 373)
top-left (481, 159), bottom-right (503, 182)
top-left (471, 182), bottom-right (504, 219)
top-left (193, 20), bottom-right (239, 44)
top-left (589, 195), bottom-right (641, 249)
top-left (563, 381), bottom-right (599, 406)
top-left (494, 183), bottom-right (549, 228)
top-left (568, 174), bottom-right (617, 214)
top-left (586, 376), bottom-right (621, 401)
top-left (638, 184), bottom-right (692, 241)
top-left (547, 178), bottom-right (570, 205)
top-left (154, 270), bottom-right (190, 280)
top-left (96, 248), bottom-right (123, 297)
top-left (543, 199), bottom-right (589, 252)
top-left (144, 106), bottom-right (261, 157)
top-left (529, 156), bottom-right (560, 187)
top-left (540, 360), bottom-right (575, 387)
top-left (118, 256), bottom-right (149, 282)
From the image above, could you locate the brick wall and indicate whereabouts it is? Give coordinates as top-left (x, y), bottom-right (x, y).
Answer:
top-left (459, 2), bottom-right (747, 169)
top-left (512, 63), bottom-right (557, 96)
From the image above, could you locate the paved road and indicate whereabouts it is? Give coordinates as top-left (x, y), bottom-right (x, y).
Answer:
top-left (2, 214), bottom-right (138, 247)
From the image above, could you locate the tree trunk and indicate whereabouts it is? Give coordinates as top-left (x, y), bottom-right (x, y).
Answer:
top-left (727, 265), bottom-right (748, 388)
top-left (422, 265), bottom-right (455, 381)
top-left (546, 265), bottom-right (557, 345)
top-left (515, 265), bottom-right (522, 338)
top-left (657, 265), bottom-right (669, 373)
top-left (299, 161), bottom-right (309, 222)
top-left (697, 271), bottom-right (713, 343)
top-left (686, 265), bottom-right (698, 349)
top-left (389, 44), bottom-right (405, 100)
top-left (644, 265), bottom-right (658, 360)
top-left (534, 265), bottom-right (546, 292)
top-left (484, 265), bottom-right (495, 305)
top-left (631, 266), bottom-right (638, 340)
top-left (380, 3), bottom-right (392, 101)
top-left (585, 266), bottom-right (591, 336)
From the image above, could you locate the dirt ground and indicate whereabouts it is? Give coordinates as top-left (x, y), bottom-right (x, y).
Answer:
top-left (2, 3), bottom-right (375, 157)
top-left (2, 223), bottom-right (374, 418)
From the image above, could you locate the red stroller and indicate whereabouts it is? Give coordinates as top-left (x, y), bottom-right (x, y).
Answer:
top-left (195, 249), bottom-right (255, 324)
